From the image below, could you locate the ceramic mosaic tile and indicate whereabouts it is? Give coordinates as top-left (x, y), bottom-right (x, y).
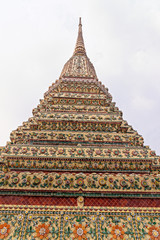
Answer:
top-left (0, 205), bottom-right (159, 240)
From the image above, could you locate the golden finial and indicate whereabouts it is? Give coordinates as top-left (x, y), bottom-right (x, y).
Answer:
top-left (74, 17), bottom-right (86, 55)
top-left (79, 17), bottom-right (82, 26)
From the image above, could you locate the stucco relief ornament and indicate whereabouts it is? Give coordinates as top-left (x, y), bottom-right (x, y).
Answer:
top-left (35, 223), bottom-right (50, 239)
top-left (110, 225), bottom-right (125, 240)
top-left (73, 224), bottom-right (88, 240)
top-left (148, 226), bottom-right (160, 240)
top-left (77, 196), bottom-right (84, 207)
top-left (0, 223), bottom-right (10, 239)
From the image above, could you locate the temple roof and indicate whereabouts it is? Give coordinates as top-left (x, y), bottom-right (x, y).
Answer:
top-left (60, 18), bottom-right (97, 79)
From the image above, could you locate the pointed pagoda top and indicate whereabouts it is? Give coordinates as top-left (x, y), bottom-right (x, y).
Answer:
top-left (74, 17), bottom-right (86, 55)
top-left (60, 18), bottom-right (97, 79)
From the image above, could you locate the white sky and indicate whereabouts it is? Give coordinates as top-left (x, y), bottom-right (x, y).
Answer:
top-left (0, 0), bottom-right (160, 155)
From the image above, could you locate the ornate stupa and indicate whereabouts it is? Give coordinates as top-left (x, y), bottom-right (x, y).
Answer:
top-left (0, 18), bottom-right (160, 240)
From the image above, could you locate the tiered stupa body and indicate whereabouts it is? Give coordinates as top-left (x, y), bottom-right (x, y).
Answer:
top-left (0, 19), bottom-right (159, 240)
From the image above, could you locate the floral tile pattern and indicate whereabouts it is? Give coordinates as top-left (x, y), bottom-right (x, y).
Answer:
top-left (0, 211), bottom-right (25, 239)
top-left (0, 205), bottom-right (159, 240)
top-left (0, 171), bottom-right (159, 198)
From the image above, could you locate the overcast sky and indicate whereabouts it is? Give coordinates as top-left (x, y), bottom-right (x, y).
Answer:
top-left (0, 0), bottom-right (160, 155)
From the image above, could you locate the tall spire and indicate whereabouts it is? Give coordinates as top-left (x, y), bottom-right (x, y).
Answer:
top-left (60, 18), bottom-right (97, 79)
top-left (74, 17), bottom-right (86, 55)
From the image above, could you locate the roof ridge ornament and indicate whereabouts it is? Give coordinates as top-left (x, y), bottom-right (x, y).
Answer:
top-left (74, 17), bottom-right (86, 55)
